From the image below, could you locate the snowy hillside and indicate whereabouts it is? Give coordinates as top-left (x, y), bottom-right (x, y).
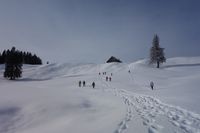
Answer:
top-left (0, 57), bottom-right (200, 133)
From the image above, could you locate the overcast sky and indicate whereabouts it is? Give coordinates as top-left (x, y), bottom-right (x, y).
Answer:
top-left (0, 0), bottom-right (199, 63)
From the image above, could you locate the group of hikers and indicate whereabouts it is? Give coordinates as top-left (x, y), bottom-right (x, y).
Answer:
top-left (99, 72), bottom-right (112, 82)
top-left (102, 72), bottom-right (106, 75)
top-left (106, 76), bottom-right (112, 81)
top-left (78, 81), bottom-right (86, 87)
top-left (79, 80), bottom-right (95, 88)
top-left (78, 70), bottom-right (155, 90)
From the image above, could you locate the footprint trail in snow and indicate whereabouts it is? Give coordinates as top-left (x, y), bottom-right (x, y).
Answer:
top-left (99, 77), bottom-right (200, 133)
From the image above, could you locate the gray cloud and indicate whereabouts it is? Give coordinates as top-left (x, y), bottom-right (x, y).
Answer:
top-left (0, 0), bottom-right (199, 63)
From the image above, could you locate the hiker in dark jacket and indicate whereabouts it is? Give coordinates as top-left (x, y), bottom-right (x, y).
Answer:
top-left (92, 82), bottom-right (95, 88)
top-left (106, 76), bottom-right (108, 81)
top-left (83, 81), bottom-right (86, 87)
top-left (79, 81), bottom-right (81, 87)
top-left (109, 77), bottom-right (112, 82)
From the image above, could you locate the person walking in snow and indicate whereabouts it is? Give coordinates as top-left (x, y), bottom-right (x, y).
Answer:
top-left (83, 81), bottom-right (86, 87)
top-left (92, 82), bottom-right (95, 88)
top-left (150, 81), bottom-right (154, 90)
top-left (109, 77), bottom-right (112, 82)
top-left (106, 76), bottom-right (108, 81)
top-left (79, 81), bottom-right (81, 87)
top-left (128, 70), bottom-right (131, 73)
top-left (111, 73), bottom-right (113, 76)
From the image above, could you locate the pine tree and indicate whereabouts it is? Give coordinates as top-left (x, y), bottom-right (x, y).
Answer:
top-left (4, 47), bottom-right (23, 80)
top-left (150, 34), bottom-right (166, 68)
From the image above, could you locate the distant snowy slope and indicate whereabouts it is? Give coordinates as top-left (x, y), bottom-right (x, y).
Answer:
top-left (0, 56), bottom-right (200, 133)
top-left (21, 63), bottom-right (98, 80)
top-left (18, 56), bottom-right (200, 113)
top-left (19, 62), bottom-right (128, 80)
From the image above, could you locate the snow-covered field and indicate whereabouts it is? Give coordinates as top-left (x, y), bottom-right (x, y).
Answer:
top-left (0, 57), bottom-right (200, 133)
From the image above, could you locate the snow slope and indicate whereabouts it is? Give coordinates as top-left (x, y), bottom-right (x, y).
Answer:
top-left (0, 56), bottom-right (200, 133)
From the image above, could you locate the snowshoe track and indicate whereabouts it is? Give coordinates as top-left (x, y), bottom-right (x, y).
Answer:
top-left (99, 75), bottom-right (200, 133)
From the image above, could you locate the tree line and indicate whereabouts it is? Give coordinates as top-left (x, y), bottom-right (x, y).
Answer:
top-left (2, 47), bottom-right (42, 80)
top-left (0, 47), bottom-right (42, 65)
